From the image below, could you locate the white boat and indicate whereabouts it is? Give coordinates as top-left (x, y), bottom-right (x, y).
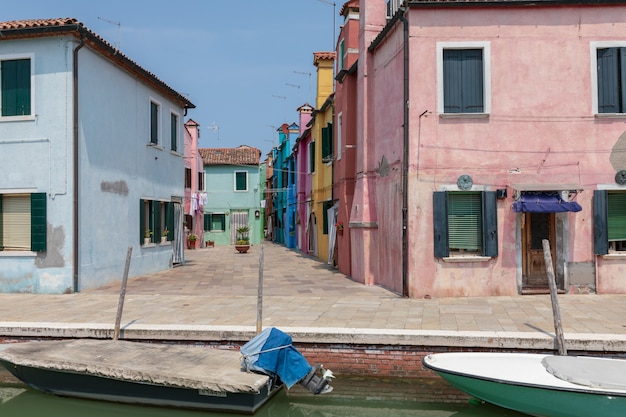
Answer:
top-left (423, 352), bottom-right (626, 417)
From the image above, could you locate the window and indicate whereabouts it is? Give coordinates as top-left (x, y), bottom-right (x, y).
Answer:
top-left (170, 113), bottom-right (178, 151)
top-left (198, 171), bottom-right (205, 191)
top-left (235, 171), bottom-right (248, 191)
top-left (338, 39), bottom-right (345, 71)
top-left (185, 168), bottom-right (192, 189)
top-left (437, 42), bottom-right (490, 115)
top-left (433, 191), bottom-right (498, 257)
top-left (309, 141), bottom-right (316, 173)
top-left (595, 46), bottom-right (626, 113)
top-left (140, 199), bottom-right (173, 244)
top-left (321, 123), bottom-right (333, 161)
top-left (337, 113), bottom-right (343, 161)
top-left (0, 193), bottom-right (46, 251)
top-left (1, 57), bottom-right (32, 117)
top-left (204, 213), bottom-right (226, 232)
top-left (150, 100), bottom-right (159, 144)
top-left (594, 190), bottom-right (626, 253)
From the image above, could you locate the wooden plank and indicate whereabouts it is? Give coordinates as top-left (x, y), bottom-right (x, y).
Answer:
top-left (542, 239), bottom-right (567, 356)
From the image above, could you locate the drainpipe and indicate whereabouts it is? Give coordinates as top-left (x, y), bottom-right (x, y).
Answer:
top-left (73, 34), bottom-right (85, 293)
top-left (400, 10), bottom-right (410, 297)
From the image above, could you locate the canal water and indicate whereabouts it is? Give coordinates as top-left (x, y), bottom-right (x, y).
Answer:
top-left (1, 376), bottom-right (527, 417)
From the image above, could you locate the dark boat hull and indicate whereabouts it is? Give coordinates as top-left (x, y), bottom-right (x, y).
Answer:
top-left (0, 358), bottom-right (281, 414)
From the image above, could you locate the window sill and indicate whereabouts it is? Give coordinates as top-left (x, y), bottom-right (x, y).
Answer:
top-left (146, 143), bottom-right (164, 150)
top-left (142, 243), bottom-right (157, 248)
top-left (0, 250), bottom-right (36, 257)
top-left (442, 255), bottom-right (491, 263)
top-left (0, 115), bottom-right (36, 123)
top-left (602, 252), bottom-right (626, 260)
top-left (595, 113), bottom-right (626, 119)
top-left (439, 113), bottom-right (489, 119)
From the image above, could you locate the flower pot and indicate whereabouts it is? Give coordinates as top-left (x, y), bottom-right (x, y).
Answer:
top-left (235, 244), bottom-right (250, 253)
top-left (161, 236), bottom-right (167, 243)
top-left (144, 238), bottom-right (151, 245)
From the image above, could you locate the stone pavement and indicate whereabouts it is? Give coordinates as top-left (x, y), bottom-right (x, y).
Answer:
top-left (1, 242), bottom-right (626, 352)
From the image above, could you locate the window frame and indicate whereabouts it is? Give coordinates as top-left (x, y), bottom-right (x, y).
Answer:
top-left (437, 42), bottom-right (491, 116)
top-left (0, 53), bottom-right (35, 121)
top-left (593, 189), bottom-right (626, 254)
top-left (234, 170), bottom-right (248, 192)
top-left (140, 199), bottom-right (173, 244)
top-left (433, 190), bottom-right (498, 258)
top-left (0, 192), bottom-right (46, 252)
top-left (170, 111), bottom-right (179, 152)
top-left (204, 212), bottom-right (226, 232)
top-left (149, 99), bottom-right (161, 145)
top-left (590, 41), bottom-right (626, 115)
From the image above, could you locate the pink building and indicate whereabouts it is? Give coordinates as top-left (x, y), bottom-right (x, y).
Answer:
top-left (351, 0), bottom-right (626, 297)
top-left (294, 104), bottom-right (315, 253)
top-left (334, 0), bottom-right (360, 279)
top-left (183, 119), bottom-right (205, 249)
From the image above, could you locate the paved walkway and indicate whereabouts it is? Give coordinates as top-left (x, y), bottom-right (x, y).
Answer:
top-left (1, 242), bottom-right (626, 351)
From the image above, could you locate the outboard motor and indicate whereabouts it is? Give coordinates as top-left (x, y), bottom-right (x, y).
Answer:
top-left (299, 363), bottom-right (334, 394)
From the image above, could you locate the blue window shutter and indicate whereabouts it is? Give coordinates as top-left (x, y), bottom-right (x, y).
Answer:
top-left (443, 50), bottom-right (463, 113)
top-left (433, 191), bottom-right (449, 257)
top-left (443, 49), bottom-right (483, 113)
top-left (462, 49), bottom-right (484, 113)
top-left (482, 191), bottom-right (498, 257)
top-left (0, 195), bottom-right (3, 249)
top-left (30, 193), bottom-right (46, 252)
top-left (594, 190), bottom-right (608, 255)
top-left (597, 48), bottom-right (621, 113)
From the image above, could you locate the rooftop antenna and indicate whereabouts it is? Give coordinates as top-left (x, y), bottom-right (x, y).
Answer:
top-left (208, 122), bottom-right (220, 147)
top-left (294, 71), bottom-right (312, 104)
top-left (97, 17), bottom-right (121, 50)
top-left (272, 95), bottom-right (287, 120)
top-left (318, 0), bottom-right (337, 50)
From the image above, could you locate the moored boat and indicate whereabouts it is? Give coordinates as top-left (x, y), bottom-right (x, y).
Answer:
top-left (423, 352), bottom-right (626, 417)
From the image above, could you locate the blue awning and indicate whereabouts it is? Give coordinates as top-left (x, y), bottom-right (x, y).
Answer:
top-left (512, 192), bottom-right (582, 213)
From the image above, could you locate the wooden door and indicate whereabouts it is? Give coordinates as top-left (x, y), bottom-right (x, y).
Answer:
top-left (522, 212), bottom-right (556, 291)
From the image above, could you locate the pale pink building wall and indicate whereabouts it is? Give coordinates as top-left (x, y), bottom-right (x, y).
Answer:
top-left (184, 119), bottom-right (204, 249)
top-left (358, 2), bottom-right (626, 297)
top-left (296, 106), bottom-right (313, 253)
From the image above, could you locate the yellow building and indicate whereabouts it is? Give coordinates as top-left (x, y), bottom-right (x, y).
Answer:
top-left (310, 52), bottom-right (336, 264)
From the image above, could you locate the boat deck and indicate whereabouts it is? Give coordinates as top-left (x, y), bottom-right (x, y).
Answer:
top-left (0, 339), bottom-right (270, 394)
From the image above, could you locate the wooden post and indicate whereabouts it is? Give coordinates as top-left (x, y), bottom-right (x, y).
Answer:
top-left (542, 239), bottom-right (567, 355)
top-left (113, 246), bottom-right (133, 341)
top-left (256, 245), bottom-right (265, 334)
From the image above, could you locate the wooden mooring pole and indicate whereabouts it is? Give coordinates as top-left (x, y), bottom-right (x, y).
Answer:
top-left (542, 239), bottom-right (567, 355)
top-left (256, 245), bottom-right (265, 334)
top-left (113, 246), bottom-right (133, 341)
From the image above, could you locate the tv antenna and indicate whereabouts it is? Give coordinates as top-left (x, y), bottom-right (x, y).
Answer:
top-left (208, 122), bottom-right (220, 147)
top-left (98, 17), bottom-right (121, 50)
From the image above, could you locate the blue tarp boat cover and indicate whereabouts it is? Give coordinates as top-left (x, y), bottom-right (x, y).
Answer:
top-left (240, 327), bottom-right (312, 389)
top-left (512, 192), bottom-right (582, 213)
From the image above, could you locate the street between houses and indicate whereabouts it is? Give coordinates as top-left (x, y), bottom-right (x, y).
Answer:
top-left (1, 242), bottom-right (626, 380)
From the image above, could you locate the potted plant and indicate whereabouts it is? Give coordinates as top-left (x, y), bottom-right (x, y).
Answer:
top-left (187, 233), bottom-right (198, 249)
top-left (161, 228), bottom-right (169, 243)
top-left (335, 222), bottom-right (344, 235)
top-left (144, 229), bottom-right (152, 245)
top-left (235, 226), bottom-right (251, 253)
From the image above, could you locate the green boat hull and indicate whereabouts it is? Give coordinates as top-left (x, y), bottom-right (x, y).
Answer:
top-left (439, 371), bottom-right (626, 417)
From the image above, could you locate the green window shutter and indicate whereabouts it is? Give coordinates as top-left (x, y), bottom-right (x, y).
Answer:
top-left (235, 172), bottom-right (247, 191)
top-left (204, 213), bottom-right (210, 231)
top-left (322, 126), bottom-right (331, 159)
top-left (171, 113), bottom-right (178, 151)
top-left (30, 193), bottom-right (46, 252)
top-left (433, 191), bottom-right (449, 258)
top-left (322, 201), bottom-right (333, 235)
top-left (482, 191), bottom-right (498, 257)
top-left (607, 192), bottom-right (626, 241)
top-left (594, 190), bottom-right (609, 255)
top-left (310, 141), bottom-right (316, 173)
top-left (2, 59), bottom-right (31, 116)
top-left (140, 199), bottom-right (145, 244)
top-left (166, 202), bottom-right (174, 240)
top-left (448, 192), bottom-right (482, 251)
top-left (150, 102), bottom-right (158, 144)
top-left (152, 201), bottom-right (160, 243)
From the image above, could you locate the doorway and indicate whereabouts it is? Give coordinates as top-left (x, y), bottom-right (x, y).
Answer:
top-left (521, 212), bottom-right (557, 293)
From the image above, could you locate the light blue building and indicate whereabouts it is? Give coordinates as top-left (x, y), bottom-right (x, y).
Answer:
top-left (200, 146), bottom-right (262, 247)
top-left (0, 18), bottom-right (194, 293)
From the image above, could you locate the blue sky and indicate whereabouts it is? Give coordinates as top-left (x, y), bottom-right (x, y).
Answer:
top-left (2, 0), bottom-right (341, 155)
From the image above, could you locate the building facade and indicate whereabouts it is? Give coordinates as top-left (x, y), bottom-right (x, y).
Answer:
top-left (0, 18), bottom-right (193, 293)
